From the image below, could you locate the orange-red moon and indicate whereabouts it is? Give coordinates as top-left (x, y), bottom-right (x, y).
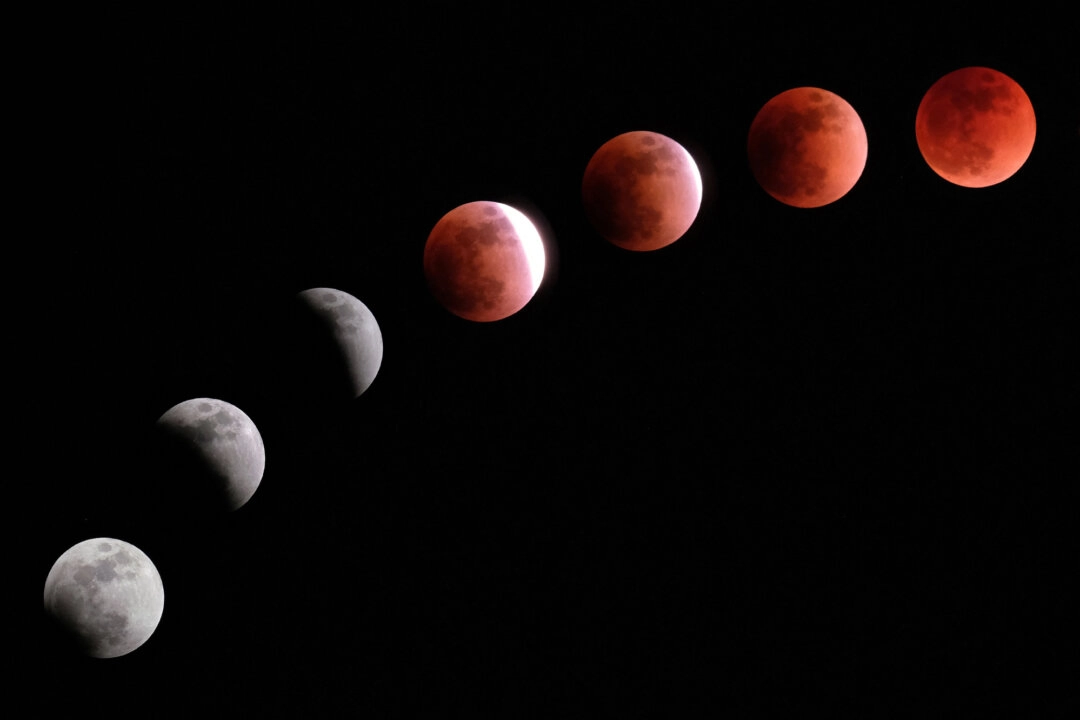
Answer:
top-left (424, 200), bottom-right (546, 322)
top-left (581, 130), bottom-right (702, 251)
top-left (747, 87), bottom-right (868, 208)
top-left (915, 66), bottom-right (1036, 188)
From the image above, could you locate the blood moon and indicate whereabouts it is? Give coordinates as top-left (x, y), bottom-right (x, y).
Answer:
top-left (424, 201), bottom-right (546, 322)
top-left (747, 87), bottom-right (868, 208)
top-left (581, 130), bottom-right (702, 251)
top-left (915, 66), bottom-right (1036, 188)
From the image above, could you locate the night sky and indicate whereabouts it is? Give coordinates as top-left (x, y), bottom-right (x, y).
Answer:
top-left (24, 6), bottom-right (1076, 715)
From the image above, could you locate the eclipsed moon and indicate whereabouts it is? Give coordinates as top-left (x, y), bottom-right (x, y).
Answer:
top-left (581, 130), bottom-right (703, 251)
top-left (156, 397), bottom-right (266, 511)
top-left (423, 200), bottom-right (546, 322)
top-left (915, 66), bottom-right (1036, 187)
top-left (296, 288), bottom-right (384, 398)
top-left (43, 538), bottom-right (164, 658)
top-left (747, 87), bottom-right (868, 208)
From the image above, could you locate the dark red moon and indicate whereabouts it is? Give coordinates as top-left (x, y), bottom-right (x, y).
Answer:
top-left (915, 66), bottom-right (1036, 188)
top-left (423, 201), bottom-right (546, 322)
top-left (581, 130), bottom-right (702, 251)
top-left (747, 87), bottom-right (868, 208)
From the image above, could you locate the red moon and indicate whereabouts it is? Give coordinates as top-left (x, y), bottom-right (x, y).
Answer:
top-left (747, 87), bottom-right (868, 208)
top-left (581, 130), bottom-right (702, 251)
top-left (423, 200), bottom-right (546, 322)
top-left (915, 66), bottom-right (1036, 188)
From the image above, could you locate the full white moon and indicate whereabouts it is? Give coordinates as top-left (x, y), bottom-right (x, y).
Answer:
top-left (296, 288), bottom-right (384, 398)
top-left (156, 398), bottom-right (266, 511)
top-left (43, 538), bottom-right (164, 658)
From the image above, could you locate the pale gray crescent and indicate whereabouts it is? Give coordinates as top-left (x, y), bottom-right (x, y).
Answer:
top-left (297, 288), bottom-right (384, 398)
top-left (156, 397), bottom-right (266, 511)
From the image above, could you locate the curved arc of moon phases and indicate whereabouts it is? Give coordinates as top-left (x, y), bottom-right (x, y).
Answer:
top-left (746, 87), bottom-right (868, 208)
top-left (43, 538), bottom-right (165, 658)
top-left (581, 130), bottom-right (703, 251)
top-left (296, 288), bottom-right (384, 398)
top-left (915, 66), bottom-right (1036, 187)
top-left (423, 200), bottom-right (546, 322)
top-left (156, 397), bottom-right (266, 511)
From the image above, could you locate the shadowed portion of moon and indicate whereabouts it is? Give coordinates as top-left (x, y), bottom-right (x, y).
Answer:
top-left (915, 66), bottom-right (1036, 187)
top-left (424, 201), bottom-right (546, 322)
top-left (155, 398), bottom-right (266, 512)
top-left (43, 538), bottom-right (164, 659)
top-left (747, 87), bottom-right (868, 208)
top-left (581, 130), bottom-right (702, 251)
top-left (296, 288), bottom-right (384, 399)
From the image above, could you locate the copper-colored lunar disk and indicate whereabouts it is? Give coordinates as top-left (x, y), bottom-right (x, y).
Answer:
top-left (915, 66), bottom-right (1036, 188)
top-left (747, 87), bottom-right (868, 208)
top-left (423, 201), bottom-right (546, 322)
top-left (581, 130), bottom-right (702, 251)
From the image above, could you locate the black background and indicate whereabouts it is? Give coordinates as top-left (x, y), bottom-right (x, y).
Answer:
top-left (23, 5), bottom-right (1076, 715)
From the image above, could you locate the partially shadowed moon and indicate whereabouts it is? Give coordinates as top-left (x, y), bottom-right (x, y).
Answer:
top-left (296, 288), bottom-right (384, 398)
top-left (156, 398), bottom-right (266, 511)
top-left (915, 66), bottom-right (1036, 187)
top-left (581, 130), bottom-right (702, 251)
top-left (424, 201), bottom-right (546, 322)
top-left (43, 538), bottom-right (164, 658)
top-left (747, 87), bottom-right (868, 208)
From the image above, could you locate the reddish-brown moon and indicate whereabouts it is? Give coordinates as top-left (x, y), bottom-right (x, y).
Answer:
top-left (747, 87), bottom-right (868, 208)
top-left (423, 200), bottom-right (546, 322)
top-left (581, 130), bottom-right (702, 251)
top-left (915, 66), bottom-right (1036, 188)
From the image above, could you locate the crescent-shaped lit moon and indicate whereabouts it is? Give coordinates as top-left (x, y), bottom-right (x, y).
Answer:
top-left (296, 288), bottom-right (384, 398)
top-left (423, 200), bottom-right (546, 322)
top-left (156, 397), bottom-right (266, 511)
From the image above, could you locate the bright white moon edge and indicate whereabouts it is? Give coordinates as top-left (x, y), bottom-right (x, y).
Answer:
top-left (499, 203), bottom-right (546, 294)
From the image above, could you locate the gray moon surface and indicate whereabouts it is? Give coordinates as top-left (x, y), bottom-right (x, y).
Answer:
top-left (297, 288), bottom-right (384, 398)
top-left (156, 398), bottom-right (266, 511)
top-left (43, 538), bottom-right (164, 658)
